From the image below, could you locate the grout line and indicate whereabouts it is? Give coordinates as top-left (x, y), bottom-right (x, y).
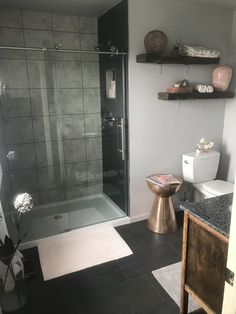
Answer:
top-left (22, 11), bottom-right (40, 199)
top-left (80, 46), bottom-right (89, 196)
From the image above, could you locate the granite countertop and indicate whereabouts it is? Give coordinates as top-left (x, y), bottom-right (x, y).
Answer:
top-left (180, 193), bottom-right (233, 238)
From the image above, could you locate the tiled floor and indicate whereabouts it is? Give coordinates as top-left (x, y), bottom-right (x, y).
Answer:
top-left (12, 212), bottom-right (203, 314)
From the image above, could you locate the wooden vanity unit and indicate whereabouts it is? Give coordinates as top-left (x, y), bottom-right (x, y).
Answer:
top-left (180, 194), bottom-right (233, 314)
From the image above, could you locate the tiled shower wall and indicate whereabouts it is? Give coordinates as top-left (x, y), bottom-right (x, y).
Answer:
top-left (0, 9), bottom-right (103, 211)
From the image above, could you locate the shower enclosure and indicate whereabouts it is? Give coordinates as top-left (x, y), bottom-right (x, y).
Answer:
top-left (0, 11), bottom-right (128, 243)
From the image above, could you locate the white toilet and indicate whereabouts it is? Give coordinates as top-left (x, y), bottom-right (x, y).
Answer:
top-left (182, 150), bottom-right (234, 201)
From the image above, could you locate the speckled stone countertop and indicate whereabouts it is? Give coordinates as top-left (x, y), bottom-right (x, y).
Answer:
top-left (180, 193), bottom-right (233, 238)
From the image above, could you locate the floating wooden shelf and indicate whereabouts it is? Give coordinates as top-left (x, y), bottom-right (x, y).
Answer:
top-left (158, 91), bottom-right (235, 100)
top-left (136, 54), bottom-right (220, 65)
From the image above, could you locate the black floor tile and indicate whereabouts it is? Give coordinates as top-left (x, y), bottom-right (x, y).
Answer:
top-left (134, 299), bottom-right (179, 314)
top-left (117, 243), bottom-right (181, 279)
top-left (62, 274), bottom-right (164, 314)
top-left (116, 218), bottom-right (183, 254)
top-left (168, 237), bottom-right (183, 255)
top-left (49, 260), bottom-right (126, 300)
top-left (10, 219), bottom-right (184, 314)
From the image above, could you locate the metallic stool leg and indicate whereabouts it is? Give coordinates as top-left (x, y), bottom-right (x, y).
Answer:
top-left (147, 195), bottom-right (177, 234)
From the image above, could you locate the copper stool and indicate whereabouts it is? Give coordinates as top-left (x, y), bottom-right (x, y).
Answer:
top-left (146, 174), bottom-right (183, 234)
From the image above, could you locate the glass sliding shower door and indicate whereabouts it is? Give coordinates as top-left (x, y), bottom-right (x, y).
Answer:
top-left (0, 45), bottom-right (127, 243)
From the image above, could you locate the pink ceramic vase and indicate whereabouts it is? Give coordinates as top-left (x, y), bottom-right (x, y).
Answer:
top-left (212, 65), bottom-right (232, 92)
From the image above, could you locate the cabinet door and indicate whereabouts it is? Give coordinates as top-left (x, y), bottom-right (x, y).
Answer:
top-left (186, 220), bottom-right (228, 313)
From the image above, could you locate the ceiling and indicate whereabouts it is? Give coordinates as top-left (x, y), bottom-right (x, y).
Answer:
top-left (190, 0), bottom-right (236, 9)
top-left (0, 0), bottom-right (122, 17)
top-left (0, 0), bottom-right (235, 17)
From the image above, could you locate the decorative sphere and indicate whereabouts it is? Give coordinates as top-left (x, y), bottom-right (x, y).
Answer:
top-left (144, 30), bottom-right (168, 54)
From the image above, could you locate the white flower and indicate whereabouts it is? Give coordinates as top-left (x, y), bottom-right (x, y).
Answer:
top-left (196, 138), bottom-right (214, 152)
top-left (14, 193), bottom-right (33, 213)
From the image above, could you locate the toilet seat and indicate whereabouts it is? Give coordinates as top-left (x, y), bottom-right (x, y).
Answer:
top-left (194, 180), bottom-right (234, 197)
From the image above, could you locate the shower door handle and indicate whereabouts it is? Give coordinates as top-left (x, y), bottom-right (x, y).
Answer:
top-left (117, 117), bottom-right (125, 161)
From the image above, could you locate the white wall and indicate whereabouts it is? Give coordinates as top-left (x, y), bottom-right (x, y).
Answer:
top-left (220, 10), bottom-right (236, 183)
top-left (128, 0), bottom-right (233, 220)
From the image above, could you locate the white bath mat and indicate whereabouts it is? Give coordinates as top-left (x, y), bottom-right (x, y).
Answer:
top-left (38, 226), bottom-right (132, 281)
top-left (152, 262), bottom-right (200, 313)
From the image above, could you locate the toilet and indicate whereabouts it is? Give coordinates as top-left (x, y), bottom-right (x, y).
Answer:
top-left (182, 150), bottom-right (234, 202)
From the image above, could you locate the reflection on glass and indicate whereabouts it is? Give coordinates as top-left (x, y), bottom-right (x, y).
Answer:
top-left (106, 69), bottom-right (116, 99)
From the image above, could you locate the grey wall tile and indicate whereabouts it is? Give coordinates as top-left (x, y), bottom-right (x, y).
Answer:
top-left (39, 189), bottom-right (65, 204)
top-left (0, 146), bottom-right (8, 172)
top-left (10, 168), bottom-right (38, 194)
top-left (65, 162), bottom-right (87, 186)
top-left (0, 60), bottom-right (28, 88)
top-left (33, 116), bottom-right (61, 142)
top-left (84, 114), bottom-right (102, 137)
top-left (80, 17), bottom-right (97, 34)
top-left (35, 141), bottom-right (63, 167)
top-left (52, 14), bottom-right (79, 32)
top-left (53, 31), bottom-right (80, 50)
top-left (38, 165), bottom-right (64, 190)
top-left (7, 143), bottom-right (36, 170)
top-left (56, 61), bottom-right (82, 88)
top-left (31, 192), bottom-right (40, 206)
top-left (0, 27), bottom-right (24, 46)
top-left (0, 12), bottom-right (104, 210)
top-left (54, 51), bottom-right (81, 61)
top-left (24, 29), bottom-right (53, 48)
top-left (83, 89), bottom-right (101, 113)
top-left (0, 174), bottom-right (11, 198)
top-left (63, 139), bottom-right (86, 163)
top-left (0, 25), bottom-right (24, 59)
top-left (30, 89), bottom-right (58, 115)
top-left (61, 114), bottom-right (84, 139)
top-left (0, 9), bottom-right (23, 28)
top-left (86, 137), bottom-right (102, 160)
top-left (58, 89), bottom-right (83, 114)
top-left (0, 119), bottom-right (5, 145)
top-left (1, 196), bottom-right (14, 215)
top-left (5, 117), bottom-right (34, 144)
top-left (80, 33), bottom-right (98, 61)
top-left (82, 62), bottom-right (100, 88)
top-left (27, 60), bottom-right (56, 88)
top-left (87, 182), bottom-right (103, 195)
top-left (24, 29), bottom-right (53, 59)
top-left (0, 49), bottom-right (26, 60)
top-left (66, 185), bottom-right (88, 200)
top-left (22, 11), bottom-right (52, 30)
top-left (87, 160), bottom-right (103, 183)
top-left (2, 89), bottom-right (31, 117)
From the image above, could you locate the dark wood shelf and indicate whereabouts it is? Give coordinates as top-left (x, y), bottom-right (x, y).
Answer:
top-left (136, 54), bottom-right (220, 65)
top-left (158, 91), bottom-right (235, 100)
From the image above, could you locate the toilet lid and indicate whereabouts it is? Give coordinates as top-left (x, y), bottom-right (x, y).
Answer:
top-left (202, 180), bottom-right (234, 196)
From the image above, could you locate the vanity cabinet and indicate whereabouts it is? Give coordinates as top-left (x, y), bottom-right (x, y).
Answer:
top-left (180, 194), bottom-right (232, 314)
top-left (180, 213), bottom-right (228, 313)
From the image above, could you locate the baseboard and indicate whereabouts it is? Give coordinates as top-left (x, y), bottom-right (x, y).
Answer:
top-left (129, 213), bottom-right (149, 223)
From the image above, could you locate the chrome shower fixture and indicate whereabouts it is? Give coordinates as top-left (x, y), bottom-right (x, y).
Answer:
top-left (94, 41), bottom-right (118, 54)
top-left (55, 42), bottom-right (63, 49)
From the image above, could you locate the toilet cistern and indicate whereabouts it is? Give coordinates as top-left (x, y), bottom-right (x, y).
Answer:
top-left (182, 139), bottom-right (234, 200)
